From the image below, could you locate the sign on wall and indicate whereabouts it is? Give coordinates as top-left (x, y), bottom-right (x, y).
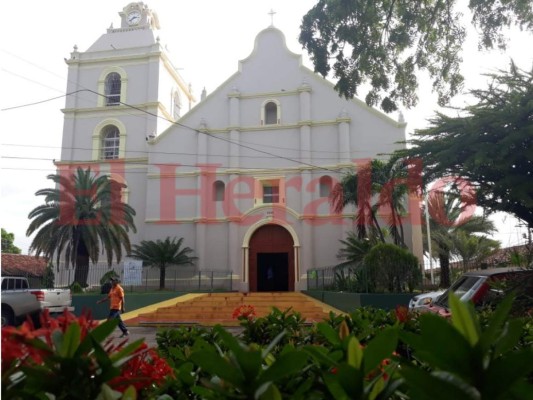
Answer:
top-left (123, 258), bottom-right (143, 286)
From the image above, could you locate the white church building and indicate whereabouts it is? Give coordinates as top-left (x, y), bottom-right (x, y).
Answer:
top-left (57, 2), bottom-right (423, 291)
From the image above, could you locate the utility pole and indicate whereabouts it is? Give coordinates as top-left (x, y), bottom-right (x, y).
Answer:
top-left (425, 193), bottom-right (435, 285)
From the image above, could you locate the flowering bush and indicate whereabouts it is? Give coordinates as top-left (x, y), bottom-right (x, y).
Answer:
top-left (4, 296), bottom-right (532, 399)
top-left (231, 304), bottom-right (256, 320)
top-left (1, 309), bottom-right (173, 399)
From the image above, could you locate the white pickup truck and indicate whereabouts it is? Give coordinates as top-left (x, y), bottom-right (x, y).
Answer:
top-left (1, 276), bottom-right (74, 326)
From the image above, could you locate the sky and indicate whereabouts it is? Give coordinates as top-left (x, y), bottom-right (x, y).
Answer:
top-left (1, 0), bottom-right (531, 254)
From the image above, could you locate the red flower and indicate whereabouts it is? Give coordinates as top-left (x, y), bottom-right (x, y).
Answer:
top-left (395, 305), bottom-right (409, 323)
top-left (232, 304), bottom-right (256, 320)
top-left (108, 344), bottom-right (174, 393)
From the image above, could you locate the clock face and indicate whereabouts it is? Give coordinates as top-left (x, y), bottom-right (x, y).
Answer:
top-left (127, 10), bottom-right (141, 25)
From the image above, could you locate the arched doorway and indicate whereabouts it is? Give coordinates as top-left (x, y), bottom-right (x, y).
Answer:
top-left (248, 224), bottom-right (294, 292)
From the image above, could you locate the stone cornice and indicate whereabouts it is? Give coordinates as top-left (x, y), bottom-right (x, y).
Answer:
top-left (54, 157), bottom-right (148, 167)
top-left (147, 163), bottom-right (347, 178)
top-left (193, 118), bottom-right (351, 135)
top-left (228, 89), bottom-right (304, 99)
top-left (62, 102), bottom-right (161, 116)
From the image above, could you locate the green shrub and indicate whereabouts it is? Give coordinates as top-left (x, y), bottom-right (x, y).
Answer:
top-left (363, 243), bottom-right (421, 292)
top-left (69, 281), bottom-right (84, 293)
top-left (40, 262), bottom-right (55, 289)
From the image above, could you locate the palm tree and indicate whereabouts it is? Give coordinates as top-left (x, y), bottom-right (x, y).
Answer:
top-left (330, 158), bottom-right (412, 246)
top-left (27, 167), bottom-right (137, 286)
top-left (452, 232), bottom-right (500, 271)
top-left (130, 237), bottom-right (197, 290)
top-left (424, 191), bottom-right (496, 287)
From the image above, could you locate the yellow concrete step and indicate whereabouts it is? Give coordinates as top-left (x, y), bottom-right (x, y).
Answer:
top-left (134, 292), bottom-right (344, 327)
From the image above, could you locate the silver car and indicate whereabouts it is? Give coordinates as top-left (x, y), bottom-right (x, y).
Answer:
top-left (409, 290), bottom-right (445, 310)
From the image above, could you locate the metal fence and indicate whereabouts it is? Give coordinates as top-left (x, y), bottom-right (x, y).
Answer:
top-left (307, 264), bottom-right (378, 293)
top-left (8, 262), bottom-right (233, 292)
top-left (309, 255), bottom-right (530, 293)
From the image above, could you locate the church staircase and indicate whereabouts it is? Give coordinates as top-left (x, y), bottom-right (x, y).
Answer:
top-left (134, 292), bottom-right (343, 327)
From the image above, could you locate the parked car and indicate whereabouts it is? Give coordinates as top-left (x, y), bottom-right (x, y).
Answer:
top-left (409, 290), bottom-right (445, 310)
top-left (1, 276), bottom-right (74, 326)
top-left (1, 276), bottom-right (41, 327)
top-left (420, 268), bottom-right (533, 317)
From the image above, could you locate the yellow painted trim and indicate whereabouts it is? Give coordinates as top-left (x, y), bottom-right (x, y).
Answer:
top-left (115, 293), bottom-right (207, 322)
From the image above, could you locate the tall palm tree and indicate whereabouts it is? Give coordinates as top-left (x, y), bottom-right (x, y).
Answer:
top-left (424, 191), bottom-right (496, 287)
top-left (27, 167), bottom-right (137, 285)
top-left (452, 231), bottom-right (500, 271)
top-left (330, 158), bottom-right (412, 246)
top-left (130, 237), bottom-right (197, 290)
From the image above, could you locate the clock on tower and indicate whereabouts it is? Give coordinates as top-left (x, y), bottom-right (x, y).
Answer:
top-left (119, 2), bottom-right (160, 29)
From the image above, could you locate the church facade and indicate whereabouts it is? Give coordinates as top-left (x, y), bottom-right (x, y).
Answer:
top-left (58, 2), bottom-right (423, 291)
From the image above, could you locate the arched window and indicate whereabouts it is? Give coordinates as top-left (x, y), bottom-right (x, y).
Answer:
top-left (213, 181), bottom-right (225, 201)
top-left (319, 176), bottom-right (333, 198)
top-left (105, 72), bottom-right (121, 106)
top-left (101, 125), bottom-right (120, 159)
top-left (264, 101), bottom-right (278, 125)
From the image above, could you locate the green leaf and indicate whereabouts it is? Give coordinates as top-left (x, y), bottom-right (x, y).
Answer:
top-left (400, 315), bottom-right (473, 377)
top-left (450, 292), bottom-right (480, 346)
top-left (368, 376), bottom-right (385, 400)
top-left (95, 383), bottom-right (123, 400)
top-left (482, 350), bottom-right (533, 398)
top-left (76, 319), bottom-right (118, 356)
top-left (257, 351), bottom-right (308, 385)
top-left (236, 348), bottom-right (262, 383)
top-left (59, 322), bottom-right (81, 357)
top-left (323, 371), bottom-right (350, 400)
top-left (492, 319), bottom-right (523, 356)
top-left (91, 337), bottom-right (119, 382)
top-left (257, 383), bottom-right (282, 400)
top-left (478, 293), bottom-right (514, 352)
top-left (303, 345), bottom-right (338, 367)
top-left (190, 350), bottom-right (244, 387)
top-left (346, 336), bottom-right (363, 369)
top-left (108, 338), bottom-right (145, 365)
top-left (316, 322), bottom-right (342, 345)
top-left (337, 364), bottom-right (363, 398)
top-left (363, 328), bottom-right (398, 376)
top-left (261, 330), bottom-right (287, 360)
top-left (400, 366), bottom-right (480, 400)
top-left (121, 385), bottom-right (137, 400)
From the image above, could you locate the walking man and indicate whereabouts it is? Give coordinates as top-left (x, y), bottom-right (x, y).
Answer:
top-left (97, 278), bottom-right (129, 337)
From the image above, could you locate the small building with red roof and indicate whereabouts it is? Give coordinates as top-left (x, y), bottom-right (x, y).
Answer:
top-left (1, 254), bottom-right (47, 277)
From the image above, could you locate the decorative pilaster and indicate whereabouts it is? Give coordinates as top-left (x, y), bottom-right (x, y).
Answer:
top-left (228, 87), bottom-right (240, 169)
top-left (337, 109), bottom-right (351, 164)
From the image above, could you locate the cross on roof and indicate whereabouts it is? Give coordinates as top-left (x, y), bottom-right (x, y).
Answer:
top-left (268, 9), bottom-right (276, 26)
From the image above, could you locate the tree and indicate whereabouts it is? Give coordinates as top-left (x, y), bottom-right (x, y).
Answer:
top-left (27, 167), bottom-right (136, 286)
top-left (299, 0), bottom-right (532, 112)
top-left (1, 228), bottom-right (22, 254)
top-left (424, 190), bottom-right (496, 287)
top-left (330, 158), bottom-right (414, 246)
top-left (363, 243), bottom-right (421, 292)
top-left (130, 237), bottom-right (197, 290)
top-left (451, 231), bottom-right (500, 271)
top-left (400, 64), bottom-right (533, 227)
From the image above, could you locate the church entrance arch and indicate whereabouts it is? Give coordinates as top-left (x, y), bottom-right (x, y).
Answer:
top-left (248, 224), bottom-right (295, 292)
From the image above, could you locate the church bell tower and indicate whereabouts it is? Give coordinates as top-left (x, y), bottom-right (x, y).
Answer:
top-left (59, 2), bottom-right (194, 164)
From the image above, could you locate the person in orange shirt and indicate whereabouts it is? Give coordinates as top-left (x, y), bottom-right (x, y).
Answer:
top-left (97, 278), bottom-right (129, 337)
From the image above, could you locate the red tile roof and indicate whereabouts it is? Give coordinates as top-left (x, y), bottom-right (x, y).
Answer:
top-left (1, 254), bottom-right (48, 277)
